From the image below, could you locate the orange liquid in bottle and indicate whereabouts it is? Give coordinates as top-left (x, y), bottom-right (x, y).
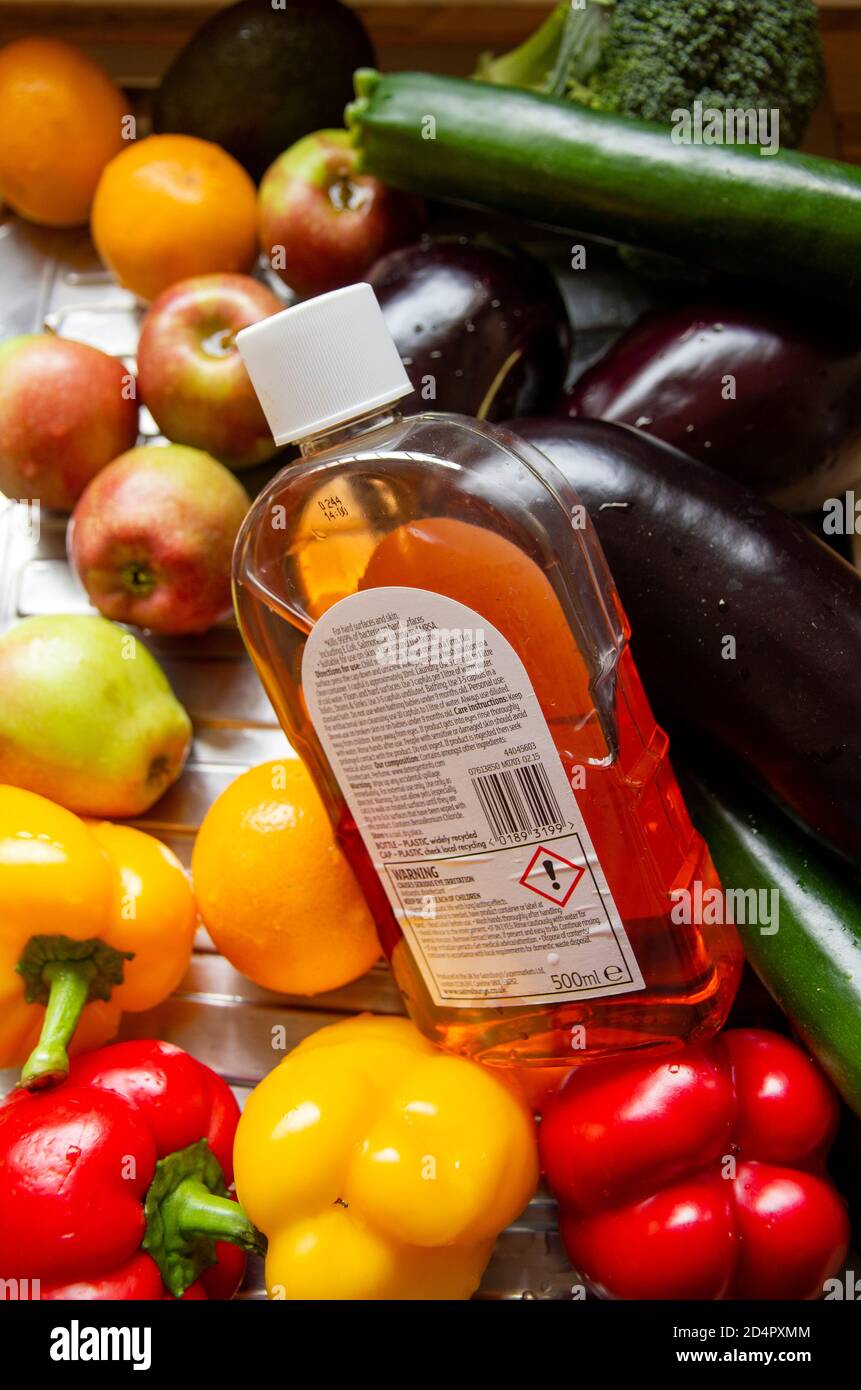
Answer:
top-left (234, 424), bottom-right (741, 1068)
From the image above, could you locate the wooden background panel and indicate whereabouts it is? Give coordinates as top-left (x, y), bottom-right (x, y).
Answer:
top-left (0, 4), bottom-right (534, 93)
top-left (820, 9), bottom-right (861, 162)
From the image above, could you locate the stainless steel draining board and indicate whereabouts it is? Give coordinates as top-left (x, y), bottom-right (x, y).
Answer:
top-left (0, 208), bottom-right (576, 1300)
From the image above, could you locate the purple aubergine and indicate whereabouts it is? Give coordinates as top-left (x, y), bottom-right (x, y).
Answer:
top-left (368, 237), bottom-right (571, 421)
top-left (508, 415), bottom-right (861, 870)
top-left (559, 303), bottom-right (861, 507)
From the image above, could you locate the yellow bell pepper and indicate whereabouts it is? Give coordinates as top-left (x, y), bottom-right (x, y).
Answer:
top-left (234, 1015), bottom-right (540, 1300)
top-left (0, 784), bottom-right (197, 1088)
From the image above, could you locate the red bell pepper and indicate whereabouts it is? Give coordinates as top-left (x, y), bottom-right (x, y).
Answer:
top-left (0, 1039), bottom-right (264, 1299)
top-left (540, 1029), bottom-right (850, 1301)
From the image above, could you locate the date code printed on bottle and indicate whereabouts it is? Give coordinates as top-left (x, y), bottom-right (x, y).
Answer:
top-left (302, 586), bottom-right (644, 1008)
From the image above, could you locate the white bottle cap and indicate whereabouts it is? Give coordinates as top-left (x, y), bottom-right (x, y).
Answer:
top-left (235, 283), bottom-right (413, 446)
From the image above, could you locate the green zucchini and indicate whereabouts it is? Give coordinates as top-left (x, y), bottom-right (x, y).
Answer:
top-left (684, 771), bottom-right (861, 1115)
top-left (346, 70), bottom-right (861, 302)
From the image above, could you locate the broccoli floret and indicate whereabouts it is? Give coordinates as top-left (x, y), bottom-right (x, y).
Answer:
top-left (477, 0), bottom-right (825, 150)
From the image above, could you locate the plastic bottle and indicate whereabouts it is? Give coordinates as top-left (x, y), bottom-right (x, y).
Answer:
top-left (233, 284), bottom-right (741, 1067)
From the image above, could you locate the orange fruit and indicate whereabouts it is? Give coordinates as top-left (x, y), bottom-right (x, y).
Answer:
top-left (0, 38), bottom-right (127, 227)
top-left (192, 758), bottom-right (381, 995)
top-left (91, 134), bottom-right (258, 302)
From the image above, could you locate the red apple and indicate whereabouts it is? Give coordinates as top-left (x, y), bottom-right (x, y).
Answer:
top-left (259, 129), bottom-right (425, 298)
top-left (136, 273), bottom-right (284, 471)
top-left (0, 334), bottom-right (138, 510)
top-left (68, 443), bottom-right (250, 635)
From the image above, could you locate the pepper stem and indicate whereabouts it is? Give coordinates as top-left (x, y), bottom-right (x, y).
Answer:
top-left (142, 1139), bottom-right (266, 1298)
top-left (166, 1179), bottom-right (266, 1256)
top-left (20, 958), bottom-right (97, 1090)
top-left (16, 935), bottom-right (134, 1091)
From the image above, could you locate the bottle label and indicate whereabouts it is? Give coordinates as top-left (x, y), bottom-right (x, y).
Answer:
top-left (302, 587), bottom-right (644, 1009)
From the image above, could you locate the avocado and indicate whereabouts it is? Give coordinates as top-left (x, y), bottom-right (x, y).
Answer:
top-left (151, 0), bottom-right (375, 182)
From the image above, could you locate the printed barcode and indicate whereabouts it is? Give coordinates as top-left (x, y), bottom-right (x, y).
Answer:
top-left (471, 761), bottom-right (564, 840)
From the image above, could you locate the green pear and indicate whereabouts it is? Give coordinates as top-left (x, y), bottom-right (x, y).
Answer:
top-left (0, 614), bottom-right (192, 817)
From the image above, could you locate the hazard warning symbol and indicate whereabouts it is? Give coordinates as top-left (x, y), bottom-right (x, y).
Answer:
top-left (519, 845), bottom-right (585, 907)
